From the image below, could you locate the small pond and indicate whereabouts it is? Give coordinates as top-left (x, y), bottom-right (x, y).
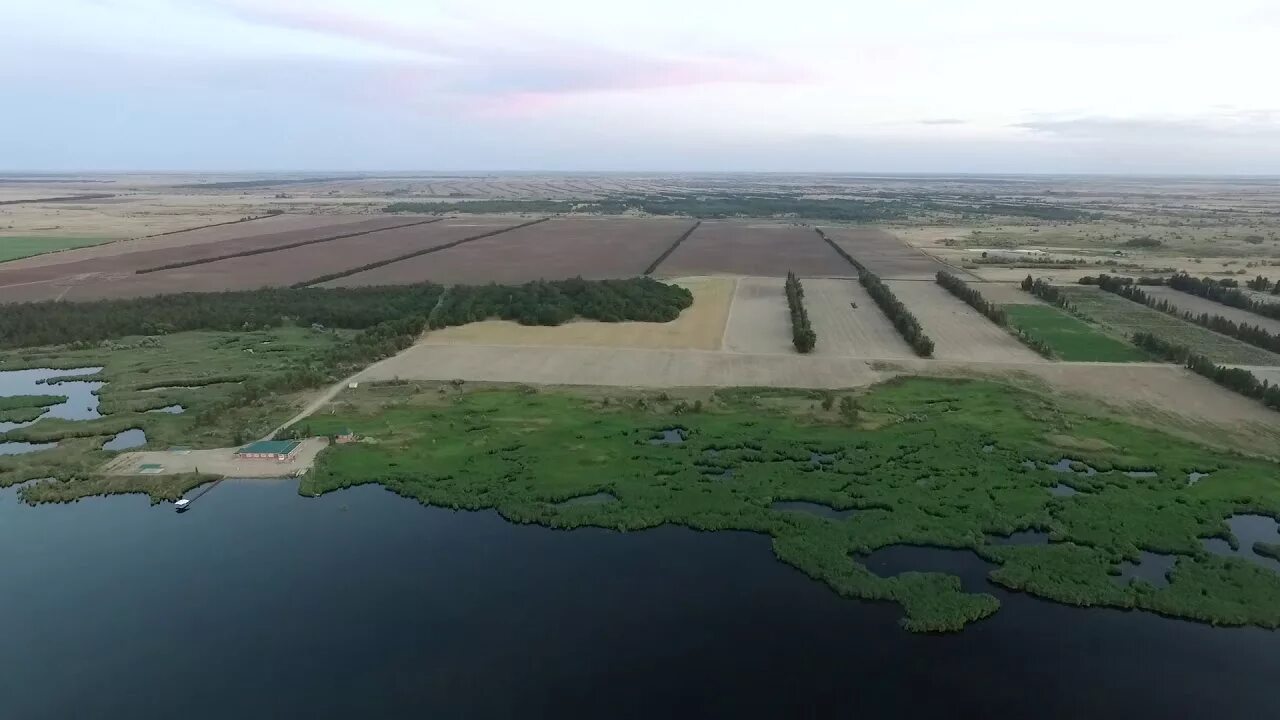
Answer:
top-left (1114, 551), bottom-right (1177, 588)
top-left (648, 428), bottom-right (686, 445)
top-left (0, 367), bottom-right (105, 452)
top-left (859, 544), bottom-right (995, 593)
top-left (1187, 472), bottom-right (1211, 486)
top-left (102, 429), bottom-right (147, 452)
top-left (1047, 458), bottom-right (1098, 476)
top-left (554, 491), bottom-right (618, 508)
top-left (1201, 515), bottom-right (1280, 574)
top-left (987, 530), bottom-right (1050, 547)
top-left (1050, 483), bottom-right (1080, 497)
top-left (771, 501), bottom-right (856, 521)
top-left (146, 405), bottom-right (186, 415)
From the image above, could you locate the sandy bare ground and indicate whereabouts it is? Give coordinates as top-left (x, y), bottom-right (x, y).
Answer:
top-left (721, 277), bottom-right (794, 354)
top-left (972, 282), bottom-right (1040, 305)
top-left (1142, 286), bottom-right (1280, 335)
top-left (101, 438), bottom-right (327, 478)
top-left (421, 276), bottom-right (733, 351)
top-left (886, 280), bottom-right (1046, 363)
top-left (803, 278), bottom-right (916, 358)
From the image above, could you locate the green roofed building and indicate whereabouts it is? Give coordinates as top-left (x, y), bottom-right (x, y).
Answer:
top-left (235, 440), bottom-right (302, 461)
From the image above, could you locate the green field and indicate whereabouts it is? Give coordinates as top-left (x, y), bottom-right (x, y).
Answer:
top-left (1061, 287), bottom-right (1280, 365)
top-left (0, 235), bottom-right (115, 262)
top-left (298, 378), bottom-right (1280, 633)
top-left (1003, 304), bottom-right (1148, 362)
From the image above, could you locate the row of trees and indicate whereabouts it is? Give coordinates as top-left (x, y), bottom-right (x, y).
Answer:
top-left (1131, 332), bottom-right (1280, 410)
top-left (784, 272), bottom-right (816, 353)
top-left (644, 221), bottom-right (701, 275)
top-left (1245, 275), bottom-right (1279, 293)
top-left (1078, 275), bottom-right (1166, 286)
top-left (430, 277), bottom-right (693, 328)
top-left (1020, 275), bottom-right (1076, 312)
top-left (936, 272), bottom-right (1052, 358)
top-left (1168, 273), bottom-right (1280, 321)
top-left (862, 272), bottom-right (934, 357)
top-left (1096, 274), bottom-right (1280, 354)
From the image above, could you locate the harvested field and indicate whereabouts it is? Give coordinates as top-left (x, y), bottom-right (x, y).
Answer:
top-left (46, 218), bottom-right (524, 301)
top-left (886, 280), bottom-right (1045, 362)
top-left (972, 282), bottom-right (1040, 305)
top-left (653, 221), bottom-right (852, 277)
top-left (803, 278), bottom-right (915, 358)
top-left (323, 217), bottom-right (690, 287)
top-left (823, 227), bottom-right (972, 280)
top-left (0, 215), bottom-right (410, 303)
top-left (1061, 287), bottom-right (1280, 366)
top-left (421, 277), bottom-right (733, 351)
top-left (1142, 286), bottom-right (1280, 335)
top-left (721, 277), bottom-right (793, 354)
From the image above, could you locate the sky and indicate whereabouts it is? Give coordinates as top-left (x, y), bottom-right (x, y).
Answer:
top-left (3, 0), bottom-right (1280, 174)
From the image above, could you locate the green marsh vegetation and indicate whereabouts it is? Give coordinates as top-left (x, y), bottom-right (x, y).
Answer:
top-left (302, 377), bottom-right (1280, 633)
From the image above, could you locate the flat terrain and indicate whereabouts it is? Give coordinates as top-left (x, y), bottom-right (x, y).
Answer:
top-left (802, 278), bottom-right (915, 358)
top-left (1003, 304), bottom-right (1149, 362)
top-left (324, 217), bottom-right (690, 286)
top-left (1061, 287), bottom-right (1280, 366)
top-left (654, 221), bottom-right (852, 277)
top-left (721, 277), bottom-right (794, 354)
top-left (972, 282), bottom-right (1039, 304)
top-left (102, 438), bottom-right (327, 478)
top-left (823, 227), bottom-right (970, 280)
top-left (0, 236), bottom-right (114, 262)
top-left (886, 280), bottom-right (1044, 362)
top-left (1142, 286), bottom-right (1280, 335)
top-left (420, 277), bottom-right (733, 351)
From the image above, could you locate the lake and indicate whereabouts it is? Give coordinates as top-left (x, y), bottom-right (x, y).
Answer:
top-left (0, 479), bottom-right (1277, 719)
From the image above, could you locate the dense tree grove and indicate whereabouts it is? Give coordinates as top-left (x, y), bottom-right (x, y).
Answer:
top-left (1131, 332), bottom-right (1280, 410)
top-left (429, 277), bottom-right (693, 328)
top-left (936, 272), bottom-right (1052, 358)
top-left (1021, 275), bottom-right (1076, 312)
top-left (1168, 272), bottom-right (1280, 321)
top-left (1097, 274), bottom-right (1280, 354)
top-left (862, 272), bottom-right (934, 357)
top-left (784, 272), bottom-right (816, 353)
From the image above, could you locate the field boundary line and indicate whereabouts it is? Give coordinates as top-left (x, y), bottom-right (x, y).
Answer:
top-left (718, 277), bottom-right (741, 351)
top-left (135, 213), bottom-right (286, 240)
top-left (134, 217), bottom-right (445, 274)
top-left (294, 216), bottom-right (551, 288)
top-left (643, 220), bottom-right (701, 275)
top-left (0, 193), bottom-right (115, 206)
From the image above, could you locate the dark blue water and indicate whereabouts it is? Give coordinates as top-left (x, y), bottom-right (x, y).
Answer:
top-left (1, 480), bottom-right (1278, 719)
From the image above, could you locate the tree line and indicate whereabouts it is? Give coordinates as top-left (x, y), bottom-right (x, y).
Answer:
top-left (644, 221), bottom-right (701, 275)
top-left (1020, 275), bottom-right (1076, 312)
top-left (429, 277), bottom-right (693, 329)
top-left (784, 272), bottom-right (816, 353)
top-left (862, 272), bottom-right (934, 357)
top-left (936, 272), bottom-right (1052, 358)
top-left (1096, 274), bottom-right (1280, 354)
top-left (1131, 332), bottom-right (1280, 411)
top-left (1245, 275), bottom-right (1279, 294)
top-left (1167, 272), bottom-right (1280, 322)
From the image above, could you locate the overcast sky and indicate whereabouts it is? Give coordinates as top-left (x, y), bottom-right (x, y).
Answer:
top-left (4, 0), bottom-right (1279, 173)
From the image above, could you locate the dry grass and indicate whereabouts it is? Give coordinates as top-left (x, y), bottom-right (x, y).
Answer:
top-left (886, 280), bottom-right (1046, 362)
top-left (420, 276), bottom-right (734, 351)
top-left (803, 277), bottom-right (915, 358)
top-left (721, 276), bottom-right (793, 354)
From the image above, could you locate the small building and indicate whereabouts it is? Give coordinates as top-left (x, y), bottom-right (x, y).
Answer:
top-left (235, 440), bottom-right (302, 462)
top-left (334, 428), bottom-right (358, 444)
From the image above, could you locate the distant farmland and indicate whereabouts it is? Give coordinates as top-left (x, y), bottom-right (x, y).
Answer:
top-left (0, 236), bottom-right (114, 263)
top-left (652, 221), bottom-right (852, 277)
top-left (1003, 304), bottom-right (1148, 362)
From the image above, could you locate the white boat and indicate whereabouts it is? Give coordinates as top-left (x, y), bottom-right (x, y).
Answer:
top-left (175, 498), bottom-right (191, 513)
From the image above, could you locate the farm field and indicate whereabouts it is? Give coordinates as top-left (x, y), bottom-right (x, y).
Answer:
top-left (0, 215), bottom-right (414, 303)
top-left (1003, 304), bottom-right (1149, 362)
top-left (45, 218), bottom-right (525, 301)
top-left (421, 276), bottom-right (733, 351)
top-left (802, 278), bottom-right (915, 358)
top-left (721, 277), bottom-right (793, 354)
top-left (1061, 287), bottom-right (1280, 366)
top-left (323, 217), bottom-right (690, 287)
top-left (653, 221), bottom-right (851, 277)
top-left (0, 235), bottom-right (114, 262)
top-left (1142, 286), bottom-right (1280, 335)
top-left (885, 280), bottom-right (1044, 362)
top-left (972, 282), bottom-right (1039, 305)
top-left (822, 227), bottom-right (968, 280)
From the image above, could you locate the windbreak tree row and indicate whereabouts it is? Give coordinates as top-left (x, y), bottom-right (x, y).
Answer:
top-left (1020, 275), bottom-right (1076, 312)
top-left (429, 276), bottom-right (693, 328)
top-left (936, 272), bottom-right (1051, 358)
top-left (1131, 332), bottom-right (1280, 411)
top-left (862, 272), bottom-right (933, 357)
top-left (1168, 272), bottom-right (1280, 320)
top-left (784, 272), bottom-right (816, 353)
top-left (1097, 274), bottom-right (1280, 354)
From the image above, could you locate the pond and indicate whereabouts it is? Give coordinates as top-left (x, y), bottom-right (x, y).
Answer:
top-left (1114, 551), bottom-right (1177, 589)
top-left (1201, 515), bottom-right (1280, 574)
top-left (0, 367), bottom-right (104, 453)
top-left (648, 428), bottom-right (686, 445)
top-left (0, 482), bottom-right (1278, 718)
top-left (146, 405), bottom-right (186, 415)
top-left (102, 429), bottom-right (147, 452)
top-left (771, 501), bottom-right (856, 520)
top-left (553, 491), bottom-right (617, 508)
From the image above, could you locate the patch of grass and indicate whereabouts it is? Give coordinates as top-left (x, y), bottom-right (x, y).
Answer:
top-left (1003, 304), bottom-right (1147, 362)
top-left (0, 236), bottom-right (114, 262)
top-left (1061, 287), bottom-right (1280, 365)
top-left (300, 377), bottom-right (1280, 633)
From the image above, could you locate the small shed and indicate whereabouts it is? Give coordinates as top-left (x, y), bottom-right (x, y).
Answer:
top-left (334, 428), bottom-right (358, 444)
top-left (235, 440), bottom-right (302, 462)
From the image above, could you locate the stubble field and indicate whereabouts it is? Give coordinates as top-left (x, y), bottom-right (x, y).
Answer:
top-left (802, 278), bottom-right (916, 358)
top-left (823, 227), bottom-right (968, 280)
top-left (886, 280), bottom-right (1045, 362)
top-left (654, 222), bottom-right (852, 277)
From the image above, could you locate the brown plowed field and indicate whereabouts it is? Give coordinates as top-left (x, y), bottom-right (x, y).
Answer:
top-left (0, 215), bottom-right (412, 303)
top-left (885, 280), bottom-right (1045, 362)
top-left (803, 278), bottom-right (916, 358)
top-left (721, 277), bottom-right (793, 354)
top-left (42, 218), bottom-right (526, 300)
top-left (823, 227), bottom-right (971, 280)
top-left (653, 221), bottom-right (852, 277)
top-left (322, 217), bottom-right (690, 286)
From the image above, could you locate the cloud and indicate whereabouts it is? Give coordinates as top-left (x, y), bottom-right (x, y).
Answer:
top-left (919, 118), bottom-right (966, 125)
top-left (1013, 112), bottom-right (1280, 141)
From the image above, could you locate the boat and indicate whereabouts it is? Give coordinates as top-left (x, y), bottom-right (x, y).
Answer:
top-left (175, 498), bottom-right (191, 513)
